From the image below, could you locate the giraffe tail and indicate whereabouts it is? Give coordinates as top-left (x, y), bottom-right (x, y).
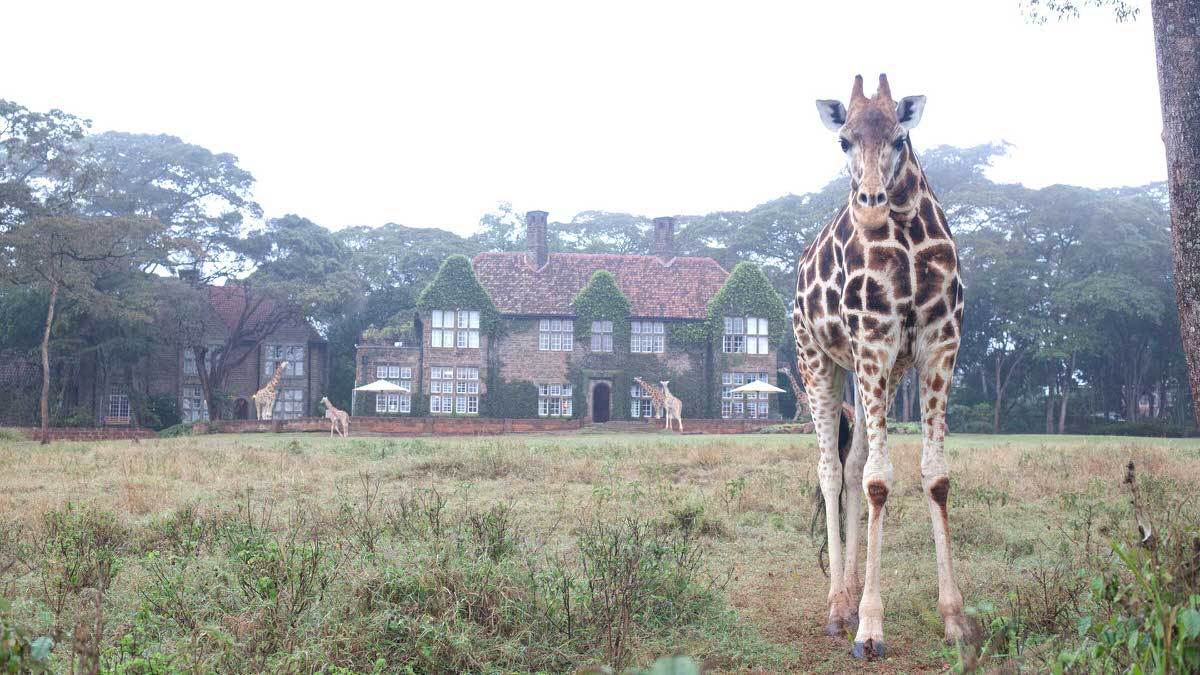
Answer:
top-left (810, 406), bottom-right (853, 576)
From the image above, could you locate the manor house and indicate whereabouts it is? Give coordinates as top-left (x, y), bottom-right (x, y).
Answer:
top-left (354, 212), bottom-right (785, 422)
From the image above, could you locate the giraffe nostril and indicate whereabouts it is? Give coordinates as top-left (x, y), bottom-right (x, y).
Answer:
top-left (875, 192), bottom-right (887, 206)
top-left (858, 192), bottom-right (869, 205)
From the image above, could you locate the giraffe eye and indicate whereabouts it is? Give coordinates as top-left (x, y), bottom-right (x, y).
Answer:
top-left (839, 137), bottom-right (851, 152)
top-left (892, 136), bottom-right (907, 151)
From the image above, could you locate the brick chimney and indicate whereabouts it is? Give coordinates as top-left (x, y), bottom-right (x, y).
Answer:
top-left (526, 210), bottom-right (549, 267)
top-left (652, 216), bottom-right (676, 260)
top-left (176, 265), bottom-right (201, 286)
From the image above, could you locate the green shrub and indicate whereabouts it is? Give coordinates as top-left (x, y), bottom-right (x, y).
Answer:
top-left (1077, 420), bottom-right (1196, 438)
top-left (156, 423), bottom-right (193, 438)
top-left (0, 428), bottom-right (26, 442)
top-left (53, 407), bottom-right (94, 428)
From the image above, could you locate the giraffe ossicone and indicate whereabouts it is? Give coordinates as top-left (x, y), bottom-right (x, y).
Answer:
top-left (796, 74), bottom-right (977, 659)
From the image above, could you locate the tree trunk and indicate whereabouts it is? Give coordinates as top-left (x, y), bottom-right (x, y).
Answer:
top-left (993, 352), bottom-right (1004, 434)
top-left (1045, 375), bottom-right (1055, 434)
top-left (1152, 0), bottom-right (1200, 428)
top-left (1058, 352), bottom-right (1074, 434)
top-left (39, 281), bottom-right (59, 445)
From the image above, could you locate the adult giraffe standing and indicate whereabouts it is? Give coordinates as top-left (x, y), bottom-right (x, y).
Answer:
top-left (794, 74), bottom-right (973, 659)
top-left (252, 360), bottom-right (289, 421)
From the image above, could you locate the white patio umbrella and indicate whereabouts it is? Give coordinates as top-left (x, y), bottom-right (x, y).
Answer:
top-left (730, 379), bottom-right (787, 421)
top-left (730, 380), bottom-right (786, 395)
top-left (352, 379), bottom-right (407, 414)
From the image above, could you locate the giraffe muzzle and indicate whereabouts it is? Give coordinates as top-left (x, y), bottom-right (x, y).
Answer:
top-left (852, 202), bottom-right (890, 229)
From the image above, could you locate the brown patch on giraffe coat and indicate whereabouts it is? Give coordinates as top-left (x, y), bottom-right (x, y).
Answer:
top-left (867, 481), bottom-right (888, 510)
top-left (914, 243), bottom-right (956, 306)
top-left (868, 245), bottom-right (912, 298)
top-left (844, 238), bottom-right (865, 270)
top-left (929, 476), bottom-right (950, 521)
top-left (806, 286), bottom-right (824, 318)
top-left (818, 240), bottom-right (835, 279)
top-left (825, 288), bottom-right (840, 315)
top-left (930, 374), bottom-right (946, 392)
top-left (864, 277), bottom-right (891, 314)
top-left (844, 276), bottom-right (865, 310)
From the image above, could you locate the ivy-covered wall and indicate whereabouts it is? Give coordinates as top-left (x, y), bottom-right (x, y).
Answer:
top-left (417, 254), bottom-right (502, 335)
top-left (353, 256), bottom-right (788, 421)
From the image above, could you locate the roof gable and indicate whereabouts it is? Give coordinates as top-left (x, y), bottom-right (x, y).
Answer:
top-left (471, 252), bottom-right (728, 320)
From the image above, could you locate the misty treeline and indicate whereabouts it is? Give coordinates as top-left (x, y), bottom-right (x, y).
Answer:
top-left (0, 99), bottom-right (1192, 435)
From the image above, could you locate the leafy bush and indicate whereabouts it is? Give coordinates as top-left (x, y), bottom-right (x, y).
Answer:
top-left (156, 423), bottom-right (193, 438)
top-left (52, 407), bottom-right (94, 428)
top-left (1076, 420), bottom-right (1196, 438)
top-left (140, 393), bottom-right (182, 431)
top-left (0, 428), bottom-right (26, 442)
top-left (948, 402), bottom-right (992, 434)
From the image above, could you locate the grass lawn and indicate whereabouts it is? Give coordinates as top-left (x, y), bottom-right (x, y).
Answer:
top-left (1, 429), bottom-right (1198, 672)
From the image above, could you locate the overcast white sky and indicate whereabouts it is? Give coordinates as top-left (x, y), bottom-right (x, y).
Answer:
top-left (6, 0), bottom-right (1163, 235)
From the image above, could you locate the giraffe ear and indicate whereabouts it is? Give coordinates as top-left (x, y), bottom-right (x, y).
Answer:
top-left (816, 100), bottom-right (847, 131)
top-left (896, 95), bottom-right (926, 130)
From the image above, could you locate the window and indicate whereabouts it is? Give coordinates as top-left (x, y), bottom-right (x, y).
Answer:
top-left (538, 383), bottom-right (573, 417)
top-left (630, 385), bottom-right (656, 418)
top-left (538, 319), bottom-right (574, 352)
top-left (376, 364), bottom-right (413, 392)
top-left (264, 345), bottom-right (305, 376)
top-left (723, 317), bottom-right (769, 354)
top-left (590, 321), bottom-right (613, 352)
top-left (181, 385), bottom-right (208, 422)
top-left (108, 389), bottom-right (130, 420)
top-left (630, 321), bottom-right (664, 354)
top-left (183, 345), bottom-right (222, 376)
top-left (430, 365), bottom-right (479, 414)
top-left (721, 372), bottom-right (770, 419)
top-left (430, 309), bottom-right (480, 349)
top-left (375, 392), bottom-right (411, 414)
top-left (273, 388), bottom-right (305, 419)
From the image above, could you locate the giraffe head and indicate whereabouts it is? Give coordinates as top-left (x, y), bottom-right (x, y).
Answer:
top-left (816, 74), bottom-right (926, 229)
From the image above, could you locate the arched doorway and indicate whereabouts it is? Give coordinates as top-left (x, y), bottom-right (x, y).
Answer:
top-left (592, 382), bottom-right (611, 423)
top-left (234, 398), bottom-right (250, 420)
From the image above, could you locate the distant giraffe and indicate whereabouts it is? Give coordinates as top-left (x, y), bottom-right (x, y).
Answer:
top-left (252, 360), bottom-right (289, 421)
top-left (659, 380), bottom-right (683, 433)
top-left (321, 396), bottom-right (350, 438)
top-left (633, 377), bottom-right (666, 419)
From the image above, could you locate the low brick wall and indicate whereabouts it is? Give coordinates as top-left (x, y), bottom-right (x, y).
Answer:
top-left (213, 416), bottom-right (584, 436)
top-left (647, 418), bottom-right (775, 434)
top-left (7, 427), bottom-right (157, 442)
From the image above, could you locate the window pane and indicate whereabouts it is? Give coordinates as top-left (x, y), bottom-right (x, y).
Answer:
top-left (469, 331), bottom-right (479, 348)
top-left (470, 311), bottom-right (480, 329)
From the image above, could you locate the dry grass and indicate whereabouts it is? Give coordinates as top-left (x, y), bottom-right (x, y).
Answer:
top-left (1, 430), bottom-right (1198, 672)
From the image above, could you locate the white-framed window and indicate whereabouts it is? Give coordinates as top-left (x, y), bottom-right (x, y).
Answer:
top-left (273, 388), bottom-right (305, 420)
top-left (376, 364), bottom-right (413, 392)
top-left (375, 392), bottom-right (411, 414)
top-left (630, 385), bottom-right (656, 418)
top-left (264, 345), bottom-right (305, 376)
top-left (630, 321), bottom-right (665, 354)
top-left (183, 345), bottom-right (223, 376)
top-left (723, 317), bottom-right (769, 354)
top-left (429, 365), bottom-right (479, 414)
top-left (181, 384), bottom-right (208, 422)
top-left (108, 388), bottom-right (130, 420)
top-left (538, 319), bottom-right (574, 352)
top-left (721, 372), bottom-right (770, 419)
top-left (537, 383), bottom-right (573, 417)
top-left (430, 309), bottom-right (480, 349)
top-left (590, 321), bottom-right (613, 352)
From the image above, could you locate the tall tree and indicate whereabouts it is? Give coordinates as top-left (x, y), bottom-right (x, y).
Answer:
top-left (0, 215), bottom-right (165, 442)
top-left (1023, 0), bottom-right (1200, 427)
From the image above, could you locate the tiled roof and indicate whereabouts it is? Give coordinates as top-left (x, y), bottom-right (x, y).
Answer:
top-left (471, 252), bottom-right (728, 320)
top-left (205, 284), bottom-right (325, 342)
top-left (0, 349), bottom-right (39, 386)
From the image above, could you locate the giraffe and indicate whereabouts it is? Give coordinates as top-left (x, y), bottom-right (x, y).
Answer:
top-left (633, 377), bottom-right (666, 419)
top-left (321, 396), bottom-right (350, 438)
top-left (252, 360), bottom-right (289, 421)
top-left (794, 74), bottom-right (972, 660)
top-left (659, 380), bottom-right (683, 433)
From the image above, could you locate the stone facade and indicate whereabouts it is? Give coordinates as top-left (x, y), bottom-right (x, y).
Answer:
top-left (355, 213), bottom-right (785, 422)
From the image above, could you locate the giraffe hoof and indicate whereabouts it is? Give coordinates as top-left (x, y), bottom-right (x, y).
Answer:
top-left (851, 639), bottom-right (885, 661)
top-left (824, 621), bottom-right (843, 636)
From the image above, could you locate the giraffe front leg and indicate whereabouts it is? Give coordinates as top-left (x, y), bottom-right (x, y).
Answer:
top-left (853, 372), bottom-right (892, 660)
top-left (919, 359), bottom-right (981, 647)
